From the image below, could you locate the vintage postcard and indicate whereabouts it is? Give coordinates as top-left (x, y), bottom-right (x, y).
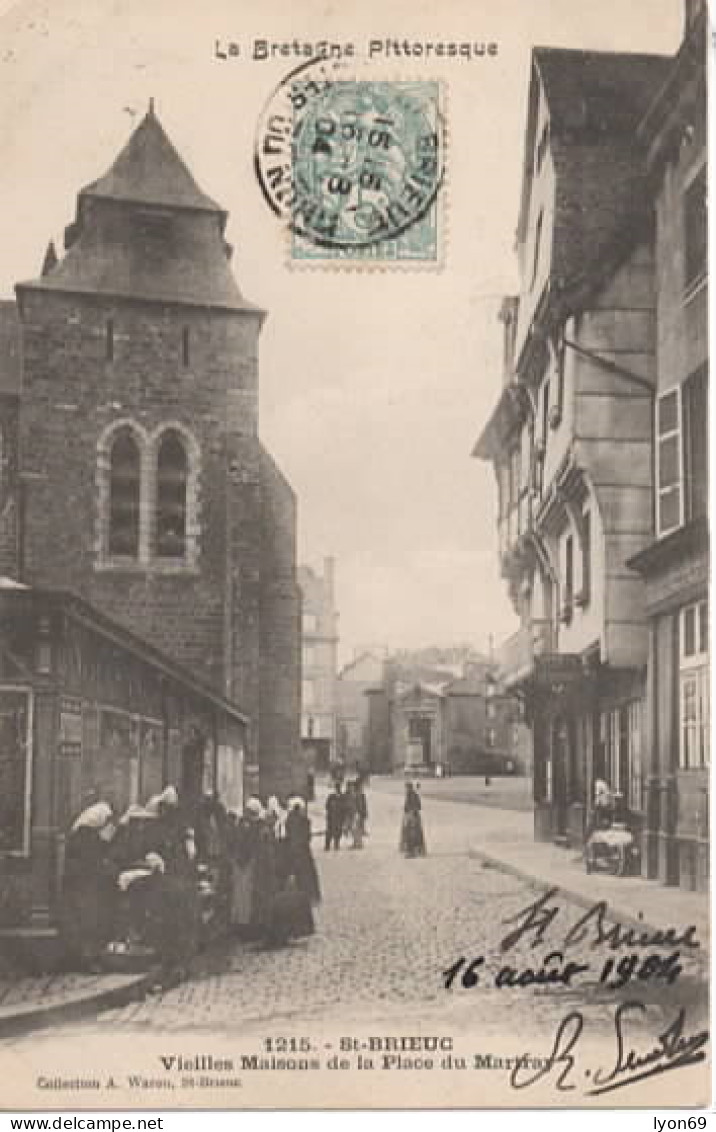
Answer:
top-left (0, 0), bottom-right (710, 1113)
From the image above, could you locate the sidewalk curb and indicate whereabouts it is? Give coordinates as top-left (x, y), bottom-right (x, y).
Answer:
top-left (467, 844), bottom-right (710, 968)
top-left (0, 967), bottom-right (161, 1041)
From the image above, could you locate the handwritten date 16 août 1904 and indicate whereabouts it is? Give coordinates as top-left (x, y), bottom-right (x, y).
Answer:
top-left (442, 949), bottom-right (683, 991)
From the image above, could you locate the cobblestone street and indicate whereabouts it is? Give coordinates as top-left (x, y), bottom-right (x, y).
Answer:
top-left (83, 784), bottom-right (704, 1040)
top-left (2, 785), bottom-right (708, 1109)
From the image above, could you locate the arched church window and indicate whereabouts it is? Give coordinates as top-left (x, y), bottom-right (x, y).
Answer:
top-left (108, 429), bottom-right (141, 557)
top-left (156, 430), bottom-right (188, 558)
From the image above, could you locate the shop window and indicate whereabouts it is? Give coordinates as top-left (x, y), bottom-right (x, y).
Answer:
top-left (155, 430), bottom-right (188, 559)
top-left (0, 690), bottom-right (32, 854)
top-left (684, 165), bottom-right (707, 293)
top-left (596, 704), bottom-right (642, 810)
top-left (656, 388), bottom-right (682, 535)
top-left (627, 702), bottom-right (643, 811)
top-left (108, 429), bottom-right (141, 558)
top-left (604, 703), bottom-right (642, 803)
top-left (679, 599), bottom-right (709, 770)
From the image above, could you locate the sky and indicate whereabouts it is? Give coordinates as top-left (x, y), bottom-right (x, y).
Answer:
top-left (0, 0), bottom-right (681, 663)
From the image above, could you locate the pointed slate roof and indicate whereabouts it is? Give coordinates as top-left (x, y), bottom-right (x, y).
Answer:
top-left (534, 47), bottom-right (672, 137)
top-left (80, 103), bottom-right (224, 216)
top-left (16, 106), bottom-right (262, 314)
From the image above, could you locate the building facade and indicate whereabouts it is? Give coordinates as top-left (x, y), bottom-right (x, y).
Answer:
top-left (475, 8), bottom-right (708, 891)
top-left (0, 586), bottom-right (246, 934)
top-left (475, 47), bottom-right (671, 846)
top-left (0, 105), bottom-right (303, 927)
top-left (628, 0), bottom-right (708, 891)
top-left (298, 558), bottom-right (339, 770)
top-left (336, 650), bottom-right (386, 770)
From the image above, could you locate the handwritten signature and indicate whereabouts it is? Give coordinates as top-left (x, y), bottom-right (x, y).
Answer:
top-left (500, 887), bottom-right (701, 954)
top-left (510, 1002), bottom-right (709, 1096)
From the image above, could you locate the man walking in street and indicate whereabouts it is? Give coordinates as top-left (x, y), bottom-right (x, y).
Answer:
top-left (325, 782), bottom-right (344, 851)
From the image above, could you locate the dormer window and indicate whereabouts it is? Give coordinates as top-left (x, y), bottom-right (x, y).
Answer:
top-left (135, 209), bottom-right (173, 243)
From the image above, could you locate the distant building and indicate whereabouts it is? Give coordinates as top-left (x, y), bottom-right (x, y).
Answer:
top-left (298, 558), bottom-right (339, 770)
top-left (336, 651), bottom-right (386, 769)
top-left (365, 655), bottom-right (525, 776)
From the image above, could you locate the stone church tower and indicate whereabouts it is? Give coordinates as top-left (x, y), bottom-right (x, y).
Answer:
top-left (6, 104), bottom-right (301, 797)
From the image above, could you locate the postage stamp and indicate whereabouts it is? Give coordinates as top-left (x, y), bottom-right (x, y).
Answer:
top-left (255, 62), bottom-right (445, 264)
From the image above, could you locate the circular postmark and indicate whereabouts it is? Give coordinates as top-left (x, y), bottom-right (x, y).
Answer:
top-left (255, 57), bottom-right (445, 252)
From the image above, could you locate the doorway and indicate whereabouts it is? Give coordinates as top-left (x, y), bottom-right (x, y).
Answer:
top-left (408, 714), bottom-right (433, 768)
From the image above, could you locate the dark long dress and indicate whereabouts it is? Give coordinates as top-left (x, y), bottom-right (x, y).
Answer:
top-left (400, 790), bottom-right (427, 857)
top-left (285, 809), bottom-right (321, 905)
top-left (109, 816), bottom-right (159, 947)
top-left (147, 810), bottom-right (200, 976)
top-left (229, 817), bottom-right (259, 931)
top-left (59, 827), bottom-right (116, 969)
top-left (251, 821), bottom-right (279, 937)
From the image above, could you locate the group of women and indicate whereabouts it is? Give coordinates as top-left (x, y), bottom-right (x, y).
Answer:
top-left (226, 794), bottom-right (321, 947)
top-left (60, 786), bottom-right (199, 983)
top-left (59, 787), bottom-right (322, 982)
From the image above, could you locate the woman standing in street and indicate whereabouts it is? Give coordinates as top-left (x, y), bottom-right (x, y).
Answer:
top-left (400, 782), bottom-right (427, 858)
top-left (285, 797), bottom-right (321, 905)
